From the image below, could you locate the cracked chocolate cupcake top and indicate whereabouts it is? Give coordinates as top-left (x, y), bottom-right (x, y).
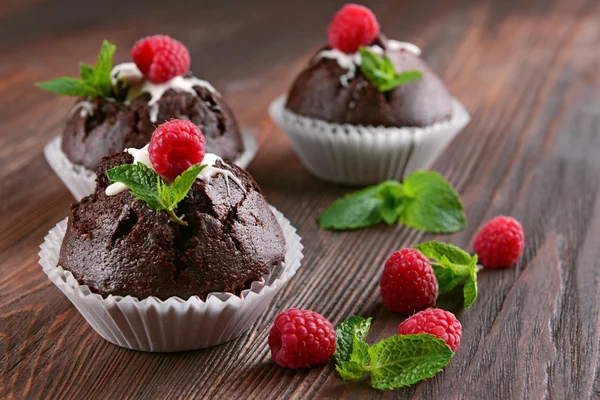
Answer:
top-left (284, 4), bottom-right (453, 128)
top-left (58, 151), bottom-right (286, 300)
top-left (37, 36), bottom-right (244, 171)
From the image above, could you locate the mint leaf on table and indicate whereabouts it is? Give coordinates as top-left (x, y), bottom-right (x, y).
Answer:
top-left (334, 316), bottom-right (455, 390)
top-left (368, 334), bottom-right (453, 390)
top-left (318, 171), bottom-right (465, 234)
top-left (334, 316), bottom-right (372, 380)
top-left (106, 163), bottom-right (204, 226)
top-left (398, 170), bottom-right (466, 233)
top-left (318, 185), bottom-right (384, 230)
top-left (416, 241), bottom-right (479, 307)
top-left (376, 181), bottom-right (404, 224)
top-left (36, 40), bottom-right (116, 98)
top-left (359, 46), bottom-right (423, 92)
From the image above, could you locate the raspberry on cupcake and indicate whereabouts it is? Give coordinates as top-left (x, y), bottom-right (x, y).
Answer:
top-left (269, 3), bottom-right (470, 185)
top-left (38, 36), bottom-right (250, 200)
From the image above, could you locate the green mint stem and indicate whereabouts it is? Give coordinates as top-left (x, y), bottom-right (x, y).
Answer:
top-left (167, 209), bottom-right (188, 226)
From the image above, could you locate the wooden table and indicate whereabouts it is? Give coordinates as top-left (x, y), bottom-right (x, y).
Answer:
top-left (1, 0), bottom-right (599, 398)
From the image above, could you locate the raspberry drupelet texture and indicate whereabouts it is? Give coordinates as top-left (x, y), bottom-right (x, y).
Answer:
top-left (132, 35), bottom-right (191, 84)
top-left (148, 120), bottom-right (206, 181)
top-left (380, 248), bottom-right (438, 314)
top-left (398, 308), bottom-right (462, 352)
top-left (268, 308), bottom-right (336, 369)
top-left (473, 216), bottom-right (525, 268)
top-left (327, 3), bottom-right (380, 54)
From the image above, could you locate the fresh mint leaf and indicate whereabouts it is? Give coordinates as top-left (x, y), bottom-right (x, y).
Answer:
top-left (335, 316), bottom-right (372, 364)
top-left (171, 165), bottom-right (206, 203)
top-left (36, 77), bottom-right (101, 97)
top-left (369, 334), bottom-right (453, 390)
top-left (93, 40), bottom-right (116, 97)
top-left (379, 70), bottom-right (424, 92)
top-left (377, 181), bottom-right (404, 224)
top-left (335, 316), bottom-right (372, 381)
top-left (37, 40), bottom-right (116, 98)
top-left (319, 171), bottom-right (465, 233)
top-left (157, 179), bottom-right (174, 209)
top-left (106, 163), bottom-right (167, 210)
top-left (107, 163), bottom-right (203, 226)
top-left (79, 62), bottom-right (95, 81)
top-left (359, 46), bottom-right (423, 92)
top-left (398, 170), bottom-right (466, 233)
top-left (463, 256), bottom-right (478, 308)
top-left (318, 185), bottom-right (383, 230)
top-left (416, 241), bottom-right (479, 307)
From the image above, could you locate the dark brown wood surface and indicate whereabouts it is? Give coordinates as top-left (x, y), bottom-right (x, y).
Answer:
top-left (1, 0), bottom-right (600, 398)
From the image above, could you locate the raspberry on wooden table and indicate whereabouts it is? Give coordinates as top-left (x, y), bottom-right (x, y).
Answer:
top-left (268, 308), bottom-right (336, 369)
top-left (398, 308), bottom-right (462, 352)
top-left (380, 248), bottom-right (438, 314)
top-left (148, 120), bottom-right (206, 181)
top-left (132, 35), bottom-right (191, 83)
top-left (473, 216), bottom-right (525, 268)
top-left (327, 3), bottom-right (380, 54)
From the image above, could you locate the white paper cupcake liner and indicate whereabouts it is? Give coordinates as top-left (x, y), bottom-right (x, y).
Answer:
top-left (38, 206), bottom-right (302, 352)
top-left (44, 130), bottom-right (259, 201)
top-left (269, 95), bottom-right (470, 185)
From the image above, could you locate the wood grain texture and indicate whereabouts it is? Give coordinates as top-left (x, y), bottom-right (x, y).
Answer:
top-left (1, 0), bottom-right (600, 398)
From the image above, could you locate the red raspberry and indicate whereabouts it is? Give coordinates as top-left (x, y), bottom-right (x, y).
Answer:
top-left (148, 120), bottom-right (205, 181)
top-left (473, 216), bottom-right (524, 268)
top-left (268, 308), bottom-right (336, 369)
top-left (380, 248), bottom-right (438, 314)
top-left (132, 35), bottom-right (191, 84)
top-left (398, 308), bottom-right (462, 352)
top-left (327, 4), bottom-right (380, 54)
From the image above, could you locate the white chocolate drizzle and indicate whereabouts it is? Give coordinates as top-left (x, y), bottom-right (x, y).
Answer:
top-left (111, 62), bottom-right (144, 88)
top-left (105, 145), bottom-right (244, 197)
top-left (69, 101), bottom-right (94, 118)
top-left (109, 63), bottom-right (219, 122)
top-left (149, 103), bottom-right (160, 123)
top-left (314, 40), bottom-right (421, 86)
top-left (139, 75), bottom-right (218, 106)
top-left (386, 40), bottom-right (422, 56)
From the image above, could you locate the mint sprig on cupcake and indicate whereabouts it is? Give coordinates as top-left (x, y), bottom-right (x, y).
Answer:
top-left (319, 170), bottom-right (466, 233)
top-left (106, 120), bottom-right (208, 226)
top-left (107, 163), bottom-right (205, 226)
top-left (359, 47), bottom-right (423, 92)
top-left (36, 40), bottom-right (116, 98)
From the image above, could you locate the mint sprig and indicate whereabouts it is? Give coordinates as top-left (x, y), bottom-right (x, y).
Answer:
top-left (359, 46), bottom-right (423, 92)
top-left (334, 316), bottom-right (454, 390)
top-left (318, 170), bottom-right (466, 233)
top-left (416, 241), bottom-right (479, 307)
top-left (335, 316), bottom-right (372, 380)
top-left (106, 163), bottom-right (205, 226)
top-left (36, 40), bottom-right (116, 98)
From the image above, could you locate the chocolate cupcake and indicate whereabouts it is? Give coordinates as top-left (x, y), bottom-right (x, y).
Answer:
top-left (39, 120), bottom-right (302, 351)
top-left (269, 4), bottom-right (470, 185)
top-left (40, 36), bottom-right (257, 200)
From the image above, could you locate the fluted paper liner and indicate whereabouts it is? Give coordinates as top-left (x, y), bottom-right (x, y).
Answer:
top-left (269, 95), bottom-right (470, 185)
top-left (44, 130), bottom-right (259, 200)
top-left (39, 207), bottom-right (303, 352)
